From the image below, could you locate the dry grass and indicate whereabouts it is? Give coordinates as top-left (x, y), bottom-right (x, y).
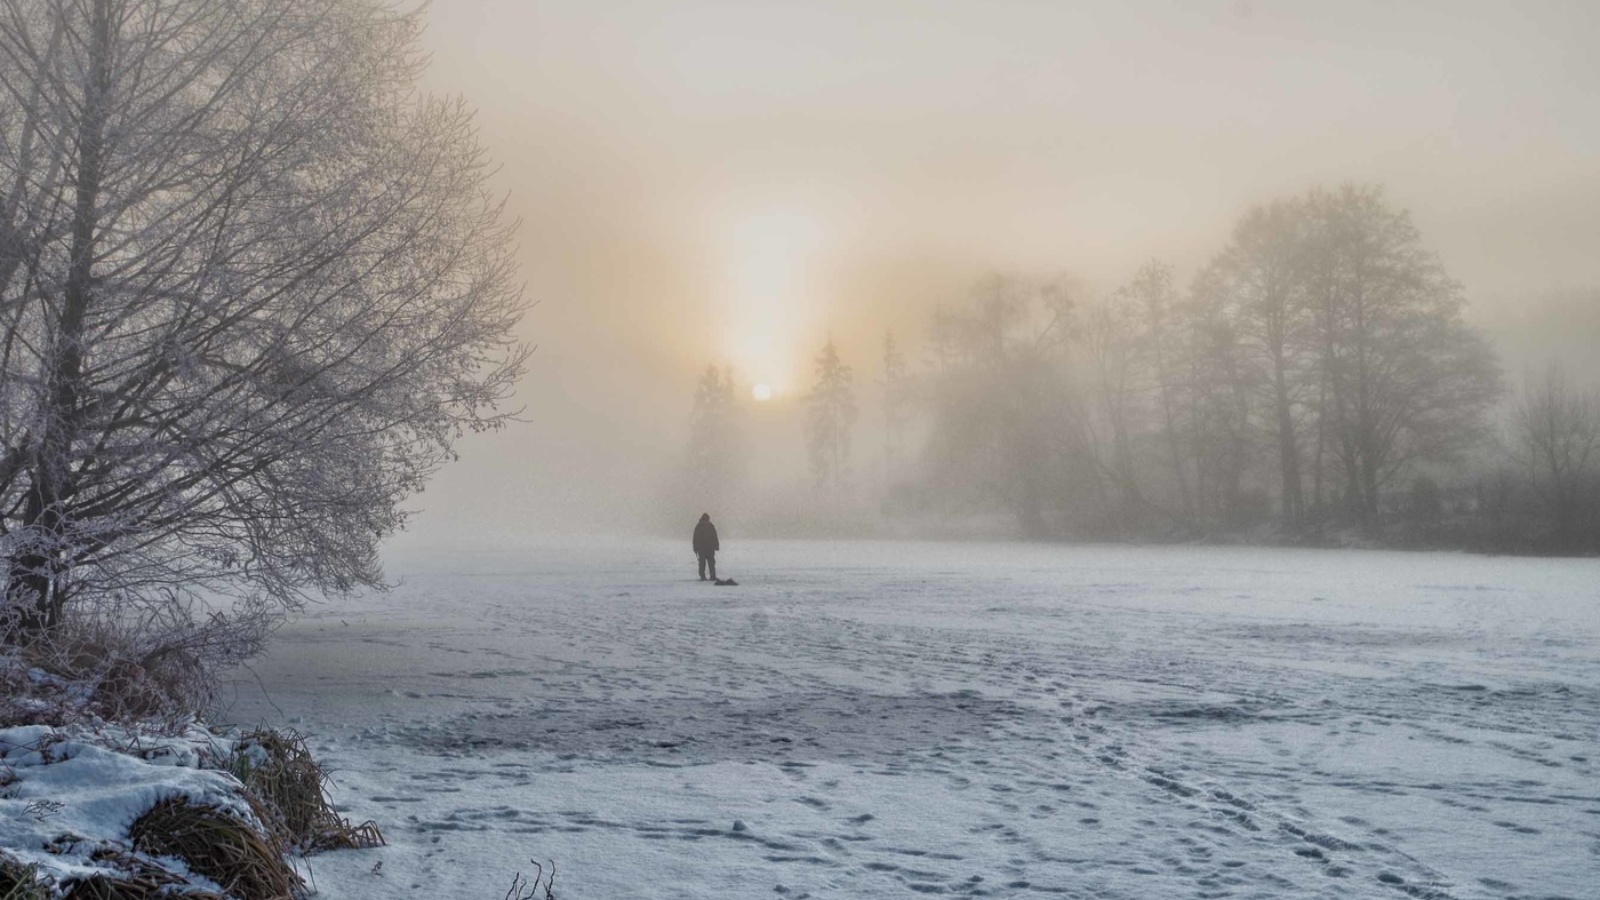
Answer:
top-left (1, 690), bottom-right (382, 898)
top-left (0, 855), bottom-right (48, 900)
top-left (129, 798), bottom-right (301, 900)
top-left (502, 861), bottom-right (558, 900)
top-left (0, 627), bottom-right (207, 729)
top-left (54, 845), bottom-right (228, 900)
top-left (0, 729), bottom-right (385, 899)
top-left (228, 730), bottom-right (384, 853)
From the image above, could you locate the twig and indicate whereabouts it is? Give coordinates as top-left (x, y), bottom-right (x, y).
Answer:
top-left (502, 859), bottom-right (555, 900)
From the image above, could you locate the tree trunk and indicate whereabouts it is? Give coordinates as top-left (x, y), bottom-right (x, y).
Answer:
top-left (1148, 321), bottom-right (1192, 521)
top-left (4, 0), bottom-right (111, 645)
top-left (1270, 355), bottom-right (1304, 532)
top-left (1311, 370), bottom-right (1328, 518)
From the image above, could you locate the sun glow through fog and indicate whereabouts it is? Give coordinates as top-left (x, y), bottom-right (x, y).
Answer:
top-left (719, 205), bottom-right (831, 391)
top-left (752, 383), bottom-right (773, 402)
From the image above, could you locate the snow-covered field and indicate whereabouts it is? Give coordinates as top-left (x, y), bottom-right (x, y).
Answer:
top-left (222, 538), bottom-right (1600, 899)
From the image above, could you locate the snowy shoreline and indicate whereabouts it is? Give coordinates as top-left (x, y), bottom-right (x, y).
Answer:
top-left (0, 722), bottom-right (261, 895)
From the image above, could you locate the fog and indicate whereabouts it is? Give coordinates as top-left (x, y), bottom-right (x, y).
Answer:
top-left (388, 0), bottom-right (1600, 549)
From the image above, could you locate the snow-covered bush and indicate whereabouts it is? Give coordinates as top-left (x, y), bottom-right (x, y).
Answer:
top-left (0, 722), bottom-right (381, 898)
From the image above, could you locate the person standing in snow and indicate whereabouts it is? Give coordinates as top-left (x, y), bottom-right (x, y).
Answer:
top-left (693, 513), bottom-right (719, 581)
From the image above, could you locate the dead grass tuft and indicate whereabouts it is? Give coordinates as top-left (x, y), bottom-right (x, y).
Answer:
top-left (0, 854), bottom-right (49, 900)
top-left (229, 729), bottom-right (383, 853)
top-left (129, 797), bottom-right (301, 900)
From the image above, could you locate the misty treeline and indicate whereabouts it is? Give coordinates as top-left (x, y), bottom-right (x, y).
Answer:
top-left (687, 185), bottom-right (1600, 555)
top-left (0, 0), bottom-right (525, 709)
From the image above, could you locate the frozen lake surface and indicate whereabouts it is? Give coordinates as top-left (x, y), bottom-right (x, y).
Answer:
top-left (224, 539), bottom-right (1600, 899)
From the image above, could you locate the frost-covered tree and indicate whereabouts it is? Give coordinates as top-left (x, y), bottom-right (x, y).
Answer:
top-left (0, 0), bottom-right (527, 674)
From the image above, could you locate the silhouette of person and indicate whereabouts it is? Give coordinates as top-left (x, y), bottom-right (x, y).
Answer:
top-left (693, 513), bottom-right (719, 581)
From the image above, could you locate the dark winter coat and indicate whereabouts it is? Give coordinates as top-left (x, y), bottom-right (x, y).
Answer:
top-left (693, 516), bottom-right (719, 555)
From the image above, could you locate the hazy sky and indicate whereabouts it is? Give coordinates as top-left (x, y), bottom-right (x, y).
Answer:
top-left (388, 0), bottom-right (1600, 545)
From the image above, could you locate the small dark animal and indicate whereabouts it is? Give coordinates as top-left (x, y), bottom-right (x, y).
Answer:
top-left (713, 578), bottom-right (738, 586)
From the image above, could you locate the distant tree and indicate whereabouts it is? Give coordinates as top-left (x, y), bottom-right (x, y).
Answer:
top-left (1082, 295), bottom-right (1145, 524)
top-left (1403, 474), bottom-right (1443, 537)
top-left (1299, 186), bottom-right (1502, 530)
top-left (880, 330), bottom-right (910, 480)
top-left (1208, 201), bottom-right (1315, 531)
top-left (0, 0), bottom-right (527, 676)
top-left (919, 275), bottom-right (1083, 535)
top-left (1116, 261), bottom-right (1192, 519)
top-left (805, 337), bottom-right (857, 493)
top-left (686, 365), bottom-right (743, 512)
top-left (926, 307), bottom-right (965, 375)
top-left (1512, 365), bottom-right (1600, 548)
top-left (1181, 266), bottom-right (1258, 528)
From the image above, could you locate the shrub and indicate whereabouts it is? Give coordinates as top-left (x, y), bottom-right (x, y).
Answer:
top-left (228, 730), bottom-right (384, 853)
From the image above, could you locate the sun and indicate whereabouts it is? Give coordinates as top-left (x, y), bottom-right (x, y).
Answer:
top-left (752, 383), bottom-right (773, 402)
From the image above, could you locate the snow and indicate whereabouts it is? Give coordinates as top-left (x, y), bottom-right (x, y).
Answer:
top-left (221, 538), bottom-right (1600, 899)
top-left (0, 722), bottom-right (248, 890)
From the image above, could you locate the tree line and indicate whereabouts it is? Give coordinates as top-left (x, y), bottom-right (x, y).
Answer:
top-left (686, 184), bottom-right (1599, 554)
